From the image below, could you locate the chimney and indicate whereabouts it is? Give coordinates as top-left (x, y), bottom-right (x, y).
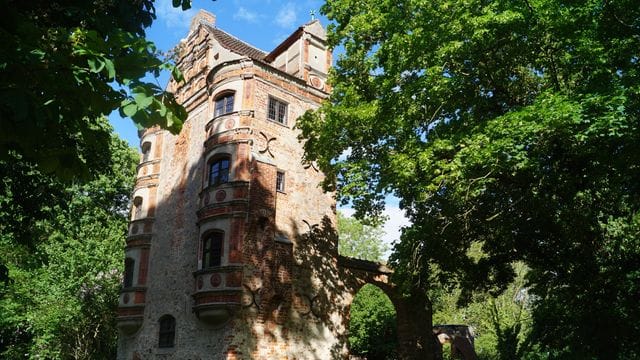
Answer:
top-left (190, 9), bottom-right (216, 31)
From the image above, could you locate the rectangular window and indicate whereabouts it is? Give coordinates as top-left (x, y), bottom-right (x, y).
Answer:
top-left (123, 258), bottom-right (135, 288)
top-left (214, 93), bottom-right (235, 117)
top-left (268, 97), bottom-right (288, 124)
top-left (158, 315), bottom-right (176, 348)
top-left (209, 158), bottom-right (230, 186)
top-left (202, 232), bottom-right (223, 268)
top-left (276, 171), bottom-right (285, 192)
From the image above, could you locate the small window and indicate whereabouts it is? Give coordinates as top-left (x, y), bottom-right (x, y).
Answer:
top-left (209, 157), bottom-right (230, 186)
top-left (276, 171), bottom-right (285, 192)
top-left (158, 315), bottom-right (176, 348)
top-left (202, 232), bottom-right (224, 268)
top-left (141, 142), bottom-right (152, 162)
top-left (124, 258), bottom-right (135, 288)
top-left (268, 97), bottom-right (288, 124)
top-left (214, 92), bottom-right (235, 117)
top-left (132, 196), bottom-right (143, 220)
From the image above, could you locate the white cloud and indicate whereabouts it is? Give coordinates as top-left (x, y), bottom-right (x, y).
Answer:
top-left (233, 7), bottom-right (259, 23)
top-left (275, 3), bottom-right (298, 29)
top-left (155, 0), bottom-right (197, 29)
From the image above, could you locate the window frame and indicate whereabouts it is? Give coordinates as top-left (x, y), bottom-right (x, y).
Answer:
top-left (123, 258), bottom-right (135, 288)
top-left (276, 171), bottom-right (285, 193)
top-left (158, 315), bottom-right (176, 348)
top-left (268, 96), bottom-right (288, 125)
top-left (208, 156), bottom-right (231, 187)
top-left (201, 231), bottom-right (224, 269)
top-left (213, 91), bottom-right (235, 117)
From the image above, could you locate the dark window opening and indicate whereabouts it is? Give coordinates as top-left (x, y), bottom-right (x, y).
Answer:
top-left (158, 315), bottom-right (176, 348)
top-left (214, 92), bottom-right (235, 117)
top-left (202, 232), bottom-right (224, 268)
top-left (209, 157), bottom-right (230, 186)
top-left (132, 196), bottom-right (143, 220)
top-left (141, 142), bottom-right (151, 162)
top-left (124, 258), bottom-right (135, 288)
top-left (268, 97), bottom-right (288, 124)
top-left (276, 171), bottom-right (285, 192)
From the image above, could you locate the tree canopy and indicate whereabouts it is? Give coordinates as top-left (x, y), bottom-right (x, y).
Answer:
top-left (0, 127), bottom-right (138, 358)
top-left (0, 0), bottom-right (196, 179)
top-left (298, 0), bottom-right (640, 358)
top-left (338, 211), bottom-right (388, 261)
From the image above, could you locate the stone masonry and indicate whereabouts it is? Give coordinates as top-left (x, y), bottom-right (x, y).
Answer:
top-left (116, 10), bottom-right (436, 360)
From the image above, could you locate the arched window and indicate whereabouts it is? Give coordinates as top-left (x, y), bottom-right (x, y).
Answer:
top-left (209, 157), bottom-right (230, 186)
top-left (214, 92), bottom-right (234, 117)
top-left (132, 196), bottom-right (143, 220)
top-left (141, 141), bottom-right (152, 162)
top-left (202, 231), bottom-right (224, 268)
top-left (123, 258), bottom-right (135, 288)
top-left (158, 315), bottom-right (176, 348)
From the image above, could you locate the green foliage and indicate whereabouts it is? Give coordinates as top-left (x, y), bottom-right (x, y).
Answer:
top-left (338, 211), bottom-right (388, 261)
top-left (336, 212), bottom-right (397, 359)
top-left (349, 284), bottom-right (397, 360)
top-left (0, 0), bottom-right (192, 180)
top-left (0, 128), bottom-right (138, 359)
top-left (298, 0), bottom-right (640, 358)
top-left (432, 262), bottom-right (534, 360)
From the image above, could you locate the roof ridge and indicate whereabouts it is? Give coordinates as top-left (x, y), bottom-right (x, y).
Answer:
top-left (204, 24), bottom-right (267, 58)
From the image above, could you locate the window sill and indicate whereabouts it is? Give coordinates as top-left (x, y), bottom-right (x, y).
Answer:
top-left (267, 118), bottom-right (289, 128)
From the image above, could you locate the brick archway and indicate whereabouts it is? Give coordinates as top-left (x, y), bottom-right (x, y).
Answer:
top-left (338, 256), bottom-right (439, 360)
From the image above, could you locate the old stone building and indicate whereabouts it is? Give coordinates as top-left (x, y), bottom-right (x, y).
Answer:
top-left (117, 10), bottom-right (436, 360)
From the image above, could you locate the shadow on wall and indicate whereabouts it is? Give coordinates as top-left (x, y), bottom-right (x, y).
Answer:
top-left (117, 126), bottom-right (439, 359)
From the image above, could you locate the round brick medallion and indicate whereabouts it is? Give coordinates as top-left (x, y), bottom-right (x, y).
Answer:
top-left (210, 273), bottom-right (222, 287)
top-left (215, 190), bottom-right (227, 202)
top-left (197, 276), bottom-right (203, 290)
top-left (310, 76), bottom-right (323, 89)
top-left (225, 118), bottom-right (235, 130)
top-left (123, 293), bottom-right (130, 304)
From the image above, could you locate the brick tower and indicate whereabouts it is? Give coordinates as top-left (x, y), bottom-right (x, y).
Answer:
top-left (116, 10), bottom-right (352, 359)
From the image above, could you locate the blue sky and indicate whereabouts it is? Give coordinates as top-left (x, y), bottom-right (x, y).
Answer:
top-left (109, 0), bottom-right (328, 147)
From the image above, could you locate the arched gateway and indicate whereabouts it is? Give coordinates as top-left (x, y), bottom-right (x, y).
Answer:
top-left (116, 10), bottom-right (447, 360)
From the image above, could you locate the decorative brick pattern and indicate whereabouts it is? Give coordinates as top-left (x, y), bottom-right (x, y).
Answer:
top-left (117, 11), bottom-right (434, 360)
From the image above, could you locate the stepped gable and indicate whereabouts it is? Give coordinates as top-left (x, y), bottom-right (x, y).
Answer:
top-left (203, 25), bottom-right (267, 60)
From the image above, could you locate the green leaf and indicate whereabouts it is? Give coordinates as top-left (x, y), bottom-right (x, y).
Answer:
top-left (87, 57), bottom-right (105, 73)
top-left (103, 58), bottom-right (115, 80)
top-left (133, 91), bottom-right (153, 108)
top-left (120, 100), bottom-right (138, 117)
top-left (171, 65), bottom-right (184, 83)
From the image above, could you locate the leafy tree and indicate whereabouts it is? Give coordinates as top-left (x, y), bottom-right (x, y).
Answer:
top-left (338, 212), bottom-right (397, 360)
top-left (0, 0), bottom-right (193, 180)
top-left (432, 262), bottom-right (534, 360)
top-left (298, 0), bottom-right (640, 358)
top-left (338, 211), bottom-right (388, 261)
top-left (0, 130), bottom-right (138, 359)
top-left (349, 284), bottom-right (397, 360)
